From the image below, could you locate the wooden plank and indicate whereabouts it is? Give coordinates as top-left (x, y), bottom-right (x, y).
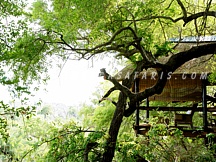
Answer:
top-left (207, 108), bottom-right (216, 112)
top-left (202, 80), bottom-right (208, 130)
top-left (182, 130), bottom-right (207, 138)
top-left (134, 124), bottom-right (151, 129)
top-left (138, 106), bottom-right (216, 112)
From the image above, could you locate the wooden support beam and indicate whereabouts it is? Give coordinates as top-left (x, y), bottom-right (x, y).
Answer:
top-left (135, 79), bottom-right (140, 134)
top-left (202, 80), bottom-right (208, 130)
top-left (146, 97), bottom-right (149, 118)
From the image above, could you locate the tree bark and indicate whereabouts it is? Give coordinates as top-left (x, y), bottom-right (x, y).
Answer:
top-left (101, 92), bottom-right (127, 162)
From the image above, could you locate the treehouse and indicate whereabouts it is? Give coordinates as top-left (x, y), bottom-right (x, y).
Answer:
top-left (116, 36), bottom-right (216, 138)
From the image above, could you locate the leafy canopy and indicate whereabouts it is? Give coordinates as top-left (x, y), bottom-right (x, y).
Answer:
top-left (29, 0), bottom-right (216, 59)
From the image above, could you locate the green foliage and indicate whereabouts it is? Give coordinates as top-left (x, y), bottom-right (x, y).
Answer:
top-left (0, 89), bottom-right (214, 162)
top-left (208, 55), bottom-right (216, 84)
top-left (144, 127), bottom-right (216, 162)
top-left (30, 0), bottom-right (110, 44)
top-left (43, 122), bottom-right (86, 161)
top-left (0, 101), bottom-right (36, 143)
top-left (129, 53), bottom-right (143, 63)
top-left (154, 42), bottom-right (173, 58)
top-left (0, 0), bottom-right (25, 16)
top-left (8, 116), bottom-right (106, 161)
top-left (0, 0), bottom-right (215, 161)
top-left (0, 0), bottom-right (51, 98)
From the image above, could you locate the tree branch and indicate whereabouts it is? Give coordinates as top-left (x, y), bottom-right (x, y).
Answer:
top-left (183, 11), bottom-right (216, 26)
top-left (126, 11), bottom-right (216, 27)
top-left (99, 87), bottom-right (117, 102)
top-left (115, 48), bottom-right (139, 59)
top-left (99, 97), bottom-right (117, 106)
top-left (99, 87), bottom-right (117, 106)
top-left (83, 26), bottom-right (138, 54)
top-left (176, 0), bottom-right (187, 19)
top-left (48, 27), bottom-right (141, 60)
top-left (118, 6), bottom-right (138, 32)
top-left (131, 15), bottom-right (184, 23)
top-left (101, 69), bottom-right (133, 98)
top-left (124, 69), bottom-right (167, 117)
top-left (84, 142), bottom-right (98, 162)
top-left (166, 43), bottom-right (216, 71)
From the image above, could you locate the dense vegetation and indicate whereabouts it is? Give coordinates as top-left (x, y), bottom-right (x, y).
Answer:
top-left (0, 0), bottom-right (216, 161)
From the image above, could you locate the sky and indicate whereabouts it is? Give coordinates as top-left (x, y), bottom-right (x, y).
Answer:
top-left (34, 59), bottom-right (105, 106)
top-left (0, 56), bottom-right (123, 108)
top-left (34, 57), bottom-right (123, 107)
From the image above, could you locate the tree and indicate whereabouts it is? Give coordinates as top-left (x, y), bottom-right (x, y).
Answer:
top-left (21, 0), bottom-right (216, 161)
top-left (0, 0), bottom-right (36, 146)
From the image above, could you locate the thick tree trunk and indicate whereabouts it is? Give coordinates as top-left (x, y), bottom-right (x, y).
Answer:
top-left (102, 92), bottom-right (127, 162)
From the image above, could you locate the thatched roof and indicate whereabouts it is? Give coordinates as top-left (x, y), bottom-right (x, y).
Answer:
top-left (115, 54), bottom-right (214, 81)
top-left (115, 43), bottom-right (215, 81)
top-left (114, 38), bottom-right (216, 101)
top-left (115, 54), bottom-right (215, 101)
top-left (138, 74), bottom-right (204, 101)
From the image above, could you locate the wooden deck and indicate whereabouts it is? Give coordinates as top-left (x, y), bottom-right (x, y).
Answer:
top-left (134, 103), bottom-right (216, 138)
top-left (134, 124), bottom-right (216, 138)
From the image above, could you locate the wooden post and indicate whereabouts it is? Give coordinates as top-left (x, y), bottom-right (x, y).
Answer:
top-left (135, 78), bottom-right (140, 132)
top-left (146, 97), bottom-right (149, 119)
top-left (202, 79), bottom-right (208, 130)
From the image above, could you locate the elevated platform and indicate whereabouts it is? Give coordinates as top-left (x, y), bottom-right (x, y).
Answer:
top-left (134, 124), bottom-right (216, 138)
